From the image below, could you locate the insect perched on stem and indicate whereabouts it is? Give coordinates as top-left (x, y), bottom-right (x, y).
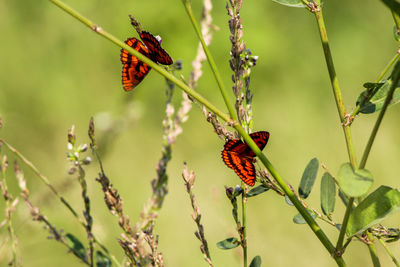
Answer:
top-left (120, 16), bottom-right (173, 91)
top-left (221, 131), bottom-right (269, 186)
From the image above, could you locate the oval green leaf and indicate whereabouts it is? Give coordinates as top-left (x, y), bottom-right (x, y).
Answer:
top-left (394, 25), bottom-right (400, 41)
top-left (320, 172), bottom-right (336, 215)
top-left (247, 185), bottom-right (270, 197)
top-left (65, 233), bottom-right (87, 261)
top-left (249, 255), bottom-right (262, 267)
top-left (356, 79), bottom-right (400, 114)
top-left (216, 237), bottom-right (239, 250)
top-left (96, 251), bottom-right (112, 267)
top-left (347, 186), bottom-right (400, 236)
top-left (382, 0), bottom-right (400, 15)
top-left (337, 163), bottom-right (373, 197)
top-left (272, 0), bottom-right (306, 8)
top-left (298, 158), bottom-right (319, 199)
top-left (293, 209), bottom-right (317, 224)
top-left (285, 195), bottom-right (294, 206)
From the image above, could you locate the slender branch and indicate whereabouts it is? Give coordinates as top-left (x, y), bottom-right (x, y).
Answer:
top-left (367, 232), bottom-right (381, 267)
top-left (241, 185), bottom-right (248, 267)
top-left (311, 6), bottom-right (358, 257)
top-left (351, 52), bottom-right (400, 118)
top-left (313, 9), bottom-right (357, 168)
top-left (359, 65), bottom-right (400, 168)
top-left (182, 163), bottom-right (213, 267)
top-left (0, 156), bottom-right (19, 266)
top-left (378, 237), bottom-right (400, 267)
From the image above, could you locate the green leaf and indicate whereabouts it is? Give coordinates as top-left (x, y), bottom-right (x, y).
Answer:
top-left (247, 185), bottom-right (270, 197)
top-left (249, 255), bottom-right (262, 267)
top-left (293, 209), bottom-right (317, 224)
top-left (356, 79), bottom-right (400, 114)
top-left (65, 233), bottom-right (87, 262)
top-left (96, 251), bottom-right (112, 267)
top-left (393, 25), bottom-right (400, 41)
top-left (298, 158), bottom-right (319, 198)
top-left (320, 172), bottom-right (336, 215)
top-left (337, 163), bottom-right (373, 197)
top-left (381, 0), bottom-right (400, 15)
top-left (272, 0), bottom-right (306, 8)
top-left (347, 186), bottom-right (400, 236)
top-left (285, 195), bottom-right (294, 206)
top-left (216, 237), bottom-right (240, 250)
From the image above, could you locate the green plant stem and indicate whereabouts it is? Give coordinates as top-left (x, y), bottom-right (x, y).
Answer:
top-left (351, 52), bottom-right (400, 117)
top-left (182, 0), bottom-right (238, 122)
top-left (392, 10), bottom-right (400, 31)
top-left (359, 70), bottom-right (400, 169)
top-left (378, 237), bottom-right (400, 267)
top-left (2, 140), bottom-right (121, 267)
top-left (48, 1), bottom-right (345, 265)
top-left (1, 159), bottom-right (18, 266)
top-left (241, 185), bottom-right (247, 267)
top-left (313, 8), bottom-right (358, 255)
top-left (336, 197), bottom-right (353, 252)
top-left (367, 232), bottom-right (381, 267)
top-left (314, 10), bottom-right (357, 168)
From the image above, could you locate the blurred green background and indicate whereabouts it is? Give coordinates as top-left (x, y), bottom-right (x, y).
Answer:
top-left (1, 0), bottom-right (400, 266)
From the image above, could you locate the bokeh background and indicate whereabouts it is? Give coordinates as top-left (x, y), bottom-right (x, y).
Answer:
top-left (1, 0), bottom-right (400, 266)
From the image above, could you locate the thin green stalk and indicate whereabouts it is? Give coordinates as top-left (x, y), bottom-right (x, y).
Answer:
top-left (241, 185), bottom-right (247, 267)
top-left (313, 8), bottom-right (358, 255)
top-left (336, 197), bottom-right (353, 252)
top-left (378, 237), bottom-right (400, 267)
top-left (49, 0), bottom-right (231, 126)
top-left (367, 232), bottom-right (381, 267)
top-left (351, 52), bottom-right (400, 117)
top-left (1, 158), bottom-right (18, 266)
top-left (2, 140), bottom-right (121, 267)
top-left (48, 1), bottom-right (345, 265)
top-left (392, 10), bottom-right (400, 31)
top-left (314, 9), bottom-right (357, 168)
top-left (359, 68), bottom-right (400, 168)
top-left (182, 0), bottom-right (238, 122)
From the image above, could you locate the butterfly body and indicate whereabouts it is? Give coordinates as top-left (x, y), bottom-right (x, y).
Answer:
top-left (120, 31), bottom-right (172, 91)
top-left (221, 131), bottom-right (270, 186)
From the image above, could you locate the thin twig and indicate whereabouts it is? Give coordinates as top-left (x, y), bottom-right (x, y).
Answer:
top-left (0, 154), bottom-right (20, 266)
top-left (67, 126), bottom-right (94, 266)
top-left (182, 163), bottom-right (213, 267)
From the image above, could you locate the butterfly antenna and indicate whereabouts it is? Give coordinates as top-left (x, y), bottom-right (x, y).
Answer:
top-left (129, 15), bottom-right (142, 35)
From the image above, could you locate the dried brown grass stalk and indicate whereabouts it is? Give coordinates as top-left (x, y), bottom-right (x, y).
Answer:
top-left (182, 163), bottom-right (213, 267)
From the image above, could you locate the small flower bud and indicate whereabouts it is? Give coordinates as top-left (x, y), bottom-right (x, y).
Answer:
top-left (82, 157), bottom-right (92, 165)
top-left (225, 186), bottom-right (234, 200)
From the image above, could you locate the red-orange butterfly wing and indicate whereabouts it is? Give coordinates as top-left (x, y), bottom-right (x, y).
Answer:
top-left (120, 38), bottom-right (152, 91)
top-left (140, 31), bottom-right (173, 65)
top-left (221, 131), bottom-right (270, 186)
top-left (248, 131), bottom-right (270, 157)
top-left (221, 139), bottom-right (256, 186)
top-left (222, 149), bottom-right (256, 186)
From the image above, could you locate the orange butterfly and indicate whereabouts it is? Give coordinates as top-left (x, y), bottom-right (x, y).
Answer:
top-left (221, 131), bottom-right (270, 186)
top-left (120, 31), bottom-right (173, 91)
